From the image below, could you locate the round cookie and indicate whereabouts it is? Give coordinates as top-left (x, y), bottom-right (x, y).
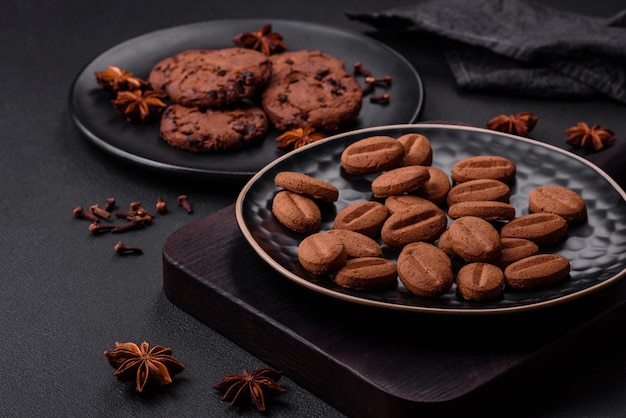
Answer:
top-left (148, 48), bottom-right (271, 108)
top-left (261, 50), bottom-right (363, 132)
top-left (528, 185), bottom-right (587, 223)
top-left (274, 171), bottom-right (339, 202)
top-left (159, 103), bottom-right (269, 152)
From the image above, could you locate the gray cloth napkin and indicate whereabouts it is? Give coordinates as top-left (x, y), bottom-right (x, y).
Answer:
top-left (346, 0), bottom-right (626, 103)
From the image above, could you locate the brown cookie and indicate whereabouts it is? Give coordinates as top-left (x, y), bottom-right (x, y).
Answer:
top-left (495, 238), bottom-right (540, 268)
top-left (384, 195), bottom-right (440, 215)
top-left (159, 103), bottom-right (269, 152)
top-left (381, 205), bottom-right (447, 249)
top-left (274, 171), bottom-right (339, 202)
top-left (371, 166), bottom-right (430, 198)
top-left (456, 262), bottom-right (505, 302)
top-left (397, 133), bottom-right (433, 166)
top-left (451, 155), bottom-right (517, 185)
top-left (447, 201), bottom-right (516, 221)
top-left (500, 212), bottom-right (568, 247)
top-left (149, 48), bottom-right (271, 108)
top-left (447, 216), bottom-right (502, 262)
top-left (334, 257), bottom-right (397, 290)
top-left (341, 136), bottom-right (405, 175)
top-left (446, 179), bottom-right (511, 207)
top-left (333, 201), bottom-right (389, 237)
top-left (261, 50), bottom-right (362, 132)
top-left (504, 254), bottom-right (570, 290)
top-left (272, 190), bottom-right (321, 234)
top-left (528, 185), bottom-right (587, 223)
top-left (412, 166), bottom-right (451, 206)
top-left (297, 232), bottom-right (347, 275)
top-left (397, 242), bottom-right (453, 298)
top-left (325, 229), bottom-right (383, 258)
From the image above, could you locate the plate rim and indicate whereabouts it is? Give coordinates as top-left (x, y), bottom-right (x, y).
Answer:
top-left (68, 18), bottom-right (424, 179)
top-left (235, 123), bottom-right (626, 315)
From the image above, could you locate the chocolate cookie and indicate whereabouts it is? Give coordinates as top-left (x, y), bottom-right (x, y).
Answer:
top-left (261, 50), bottom-right (363, 132)
top-left (148, 48), bottom-right (271, 108)
top-left (159, 103), bottom-right (269, 152)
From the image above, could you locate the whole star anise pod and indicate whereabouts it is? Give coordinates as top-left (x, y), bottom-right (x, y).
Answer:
top-left (276, 127), bottom-right (326, 150)
top-left (95, 66), bottom-right (149, 92)
top-left (213, 368), bottom-right (286, 412)
top-left (485, 111), bottom-right (538, 137)
top-left (104, 341), bottom-right (185, 393)
top-left (565, 122), bottom-right (616, 151)
top-left (112, 89), bottom-right (167, 123)
top-left (232, 23), bottom-right (287, 56)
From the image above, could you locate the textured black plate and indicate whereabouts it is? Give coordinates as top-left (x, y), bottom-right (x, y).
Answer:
top-left (236, 124), bottom-right (626, 314)
top-left (69, 19), bottom-right (423, 180)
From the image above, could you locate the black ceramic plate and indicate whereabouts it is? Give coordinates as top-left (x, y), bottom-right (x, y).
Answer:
top-left (69, 19), bottom-right (423, 180)
top-left (236, 124), bottom-right (626, 315)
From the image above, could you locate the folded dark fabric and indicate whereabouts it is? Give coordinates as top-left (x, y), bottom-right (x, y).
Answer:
top-left (346, 0), bottom-right (626, 103)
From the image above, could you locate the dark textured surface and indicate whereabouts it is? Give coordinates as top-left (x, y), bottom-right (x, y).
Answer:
top-left (237, 124), bottom-right (626, 313)
top-left (2, 0), bottom-right (626, 417)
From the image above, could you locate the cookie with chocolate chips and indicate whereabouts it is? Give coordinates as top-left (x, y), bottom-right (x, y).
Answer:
top-left (148, 48), bottom-right (272, 108)
top-left (261, 50), bottom-right (363, 132)
top-left (159, 103), bottom-right (269, 152)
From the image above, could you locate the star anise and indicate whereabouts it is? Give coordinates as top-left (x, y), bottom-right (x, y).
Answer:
top-left (485, 111), bottom-right (538, 137)
top-left (95, 65), bottom-right (149, 92)
top-left (111, 89), bottom-right (167, 123)
top-left (213, 368), bottom-right (286, 412)
top-left (104, 341), bottom-right (185, 393)
top-left (276, 127), bottom-right (326, 150)
top-left (232, 23), bottom-right (287, 56)
top-left (565, 122), bottom-right (616, 151)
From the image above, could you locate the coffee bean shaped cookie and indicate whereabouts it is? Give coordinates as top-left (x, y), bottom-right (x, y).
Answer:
top-left (371, 166), bottom-right (430, 198)
top-left (495, 238), bottom-right (539, 268)
top-left (341, 136), bottom-right (405, 175)
top-left (272, 190), bottom-right (321, 234)
top-left (456, 262), bottom-right (505, 302)
top-left (333, 201), bottom-right (389, 237)
top-left (334, 257), bottom-right (397, 290)
top-left (528, 185), bottom-right (587, 223)
top-left (397, 242), bottom-right (453, 298)
top-left (384, 195), bottom-right (440, 215)
top-left (447, 179), bottom-right (510, 206)
top-left (325, 229), bottom-right (383, 258)
top-left (274, 171), bottom-right (339, 202)
top-left (412, 166), bottom-right (451, 206)
top-left (298, 232), bottom-right (347, 275)
top-left (504, 254), bottom-right (570, 290)
top-left (447, 216), bottom-right (502, 262)
top-left (500, 212), bottom-right (567, 247)
top-left (447, 201), bottom-right (516, 221)
top-left (381, 205), bottom-right (447, 249)
top-left (397, 133), bottom-right (432, 166)
top-left (451, 156), bottom-right (516, 185)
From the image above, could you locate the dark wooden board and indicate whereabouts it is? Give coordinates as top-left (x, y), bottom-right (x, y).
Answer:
top-left (162, 204), bottom-right (626, 417)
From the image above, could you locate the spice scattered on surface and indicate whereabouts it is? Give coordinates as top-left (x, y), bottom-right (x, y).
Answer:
top-left (104, 341), bottom-right (184, 392)
top-left (95, 66), bottom-right (148, 92)
top-left (565, 122), bottom-right (616, 151)
top-left (113, 241), bottom-right (143, 255)
top-left (232, 23), bottom-right (287, 56)
top-left (177, 195), bottom-right (193, 213)
top-left (112, 89), bottom-right (167, 123)
top-left (370, 93), bottom-right (391, 105)
top-left (213, 368), bottom-right (286, 412)
top-left (485, 112), bottom-right (538, 136)
top-left (276, 127), bottom-right (326, 150)
top-left (156, 197), bottom-right (167, 214)
top-left (353, 61), bottom-right (372, 77)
